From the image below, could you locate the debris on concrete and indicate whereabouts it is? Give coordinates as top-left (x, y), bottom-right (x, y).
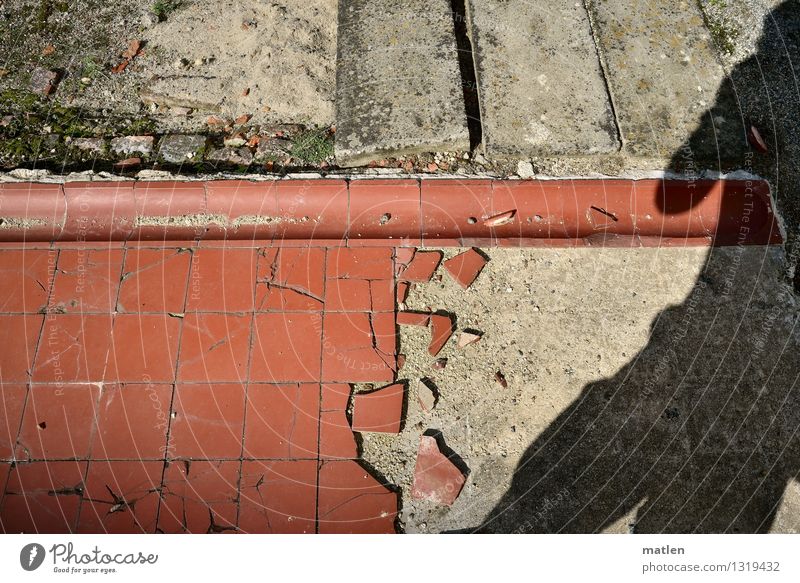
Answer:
top-left (432, 358), bottom-right (447, 370)
top-left (398, 251), bottom-right (442, 283)
top-left (29, 68), bottom-right (60, 95)
top-left (206, 147), bottom-right (253, 166)
top-left (494, 370), bottom-right (508, 389)
top-left (397, 354), bottom-right (407, 369)
top-left (351, 382), bottom-right (405, 434)
top-left (111, 39), bottom-right (142, 74)
top-left (516, 160), bottom-right (535, 179)
top-left (458, 331), bottom-right (483, 349)
top-left (110, 136), bottom-right (154, 157)
top-left (69, 138), bottom-right (105, 153)
top-left (428, 314), bottom-right (454, 356)
top-left (255, 137), bottom-right (291, 162)
top-left (748, 126), bottom-right (769, 153)
top-left (443, 248), bottom-right (488, 289)
top-left (411, 434), bottom-right (466, 506)
top-left (397, 311), bottom-right (431, 328)
top-left (113, 157), bottom-right (141, 169)
top-left (417, 379), bottom-right (438, 412)
top-left (158, 135), bottom-right (208, 164)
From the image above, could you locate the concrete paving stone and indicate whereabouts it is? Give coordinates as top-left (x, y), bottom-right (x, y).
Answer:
top-left (588, 0), bottom-right (743, 159)
top-left (335, 0), bottom-right (470, 166)
top-left (466, 0), bottom-right (619, 156)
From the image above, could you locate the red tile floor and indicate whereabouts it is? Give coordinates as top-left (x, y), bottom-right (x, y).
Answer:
top-left (0, 242), bottom-right (403, 533)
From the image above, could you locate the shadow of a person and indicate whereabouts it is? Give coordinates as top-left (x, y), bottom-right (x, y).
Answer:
top-left (476, 0), bottom-right (800, 533)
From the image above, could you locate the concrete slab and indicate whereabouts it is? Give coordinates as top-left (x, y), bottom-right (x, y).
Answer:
top-left (334, 0), bottom-right (470, 166)
top-left (588, 0), bottom-right (743, 159)
top-left (467, 0), bottom-right (619, 156)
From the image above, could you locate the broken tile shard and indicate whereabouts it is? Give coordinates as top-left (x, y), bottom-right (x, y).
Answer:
top-left (411, 435), bottom-right (466, 506)
top-left (483, 210), bottom-right (516, 227)
top-left (495, 370), bottom-right (508, 388)
top-left (396, 281), bottom-right (411, 305)
top-left (398, 251), bottom-right (442, 282)
top-left (443, 248), bottom-right (488, 289)
top-left (458, 331), bottom-right (483, 348)
top-left (428, 314), bottom-right (454, 356)
top-left (351, 383), bottom-right (404, 433)
top-left (417, 379), bottom-right (437, 412)
top-left (397, 311), bottom-right (431, 327)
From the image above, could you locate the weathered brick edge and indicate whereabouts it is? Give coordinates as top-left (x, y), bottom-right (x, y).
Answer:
top-left (0, 178), bottom-right (782, 246)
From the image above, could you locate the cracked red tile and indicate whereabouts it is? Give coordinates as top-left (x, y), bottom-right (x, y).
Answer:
top-left (319, 410), bottom-right (358, 459)
top-left (238, 460), bottom-right (316, 533)
top-left (396, 281), bottom-right (410, 305)
top-left (326, 248), bottom-right (393, 280)
top-left (429, 314), bottom-right (455, 356)
top-left (326, 278), bottom-right (394, 312)
top-left (411, 435), bottom-right (466, 506)
top-left (397, 250), bottom-right (442, 283)
top-left (117, 248), bottom-right (191, 313)
top-left (321, 383), bottom-right (351, 412)
top-left (49, 249), bottom-right (124, 313)
top-left (169, 384), bottom-right (246, 459)
top-left (92, 383), bottom-right (171, 460)
top-left (78, 460), bottom-right (162, 533)
top-left (105, 314), bottom-right (181, 383)
top-left (348, 180), bottom-right (421, 243)
top-left (158, 460), bottom-right (239, 534)
top-left (394, 248), bottom-right (416, 276)
top-left (0, 385), bottom-right (25, 461)
top-left (317, 460), bottom-right (397, 534)
top-left (244, 384), bottom-right (319, 459)
top-left (15, 384), bottom-right (100, 461)
top-left (397, 311), bottom-right (430, 327)
top-left (322, 313), bottom-right (395, 382)
top-left (185, 248), bottom-right (258, 312)
top-left (443, 248), bottom-right (488, 289)
top-left (177, 313), bottom-right (252, 382)
top-left (351, 383), bottom-right (404, 434)
top-left (1, 461), bottom-right (86, 533)
top-left (251, 313), bottom-right (322, 382)
top-left (256, 248), bottom-right (325, 311)
top-left (32, 314), bottom-right (110, 383)
top-left (0, 250), bottom-right (55, 313)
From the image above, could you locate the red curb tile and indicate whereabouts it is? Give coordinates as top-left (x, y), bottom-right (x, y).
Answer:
top-left (397, 250), bottom-right (442, 282)
top-left (185, 248), bottom-right (257, 312)
top-left (256, 247), bottom-right (325, 311)
top-left (50, 249), bottom-right (124, 313)
top-left (319, 410), bottom-right (358, 459)
top-left (92, 384), bottom-right (172, 460)
top-left (77, 461), bottom-right (162, 533)
top-left (159, 460), bottom-right (239, 533)
top-left (429, 314), bottom-right (455, 356)
top-left (1, 461), bottom-right (86, 533)
top-left (0, 249), bottom-right (55, 313)
top-left (177, 313), bottom-right (252, 382)
top-left (348, 180), bottom-right (421, 244)
top-left (321, 383), bottom-right (351, 411)
top-left (351, 383), bottom-right (404, 434)
top-left (317, 460), bottom-right (397, 534)
top-left (325, 278), bottom-right (394, 312)
top-left (32, 314), bottom-right (110, 383)
top-left (251, 313), bottom-right (322, 382)
top-left (239, 460), bottom-right (317, 534)
top-left (397, 311), bottom-right (430, 327)
top-left (443, 248), bottom-right (488, 289)
top-left (244, 384), bottom-right (320, 459)
top-left (0, 183), bottom-right (66, 242)
top-left (16, 384), bottom-right (100, 461)
top-left (62, 182), bottom-right (135, 241)
top-left (421, 180), bottom-right (493, 243)
top-left (396, 281), bottom-right (410, 305)
top-left (1, 315), bottom-right (43, 382)
top-left (274, 180), bottom-right (348, 241)
top-left (326, 247), bottom-right (393, 280)
top-left (170, 384), bottom-right (246, 459)
top-left (117, 248), bottom-right (191, 313)
top-left (132, 181), bottom-right (207, 241)
top-left (411, 435), bottom-right (466, 506)
top-left (205, 180), bottom-right (278, 240)
top-left (0, 385), bottom-right (27, 461)
top-left (105, 314), bottom-right (181, 383)
top-left (322, 312), bottom-right (395, 382)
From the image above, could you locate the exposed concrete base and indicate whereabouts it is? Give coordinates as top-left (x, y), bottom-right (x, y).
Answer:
top-left (334, 0), bottom-right (470, 166)
top-left (467, 0), bottom-right (619, 156)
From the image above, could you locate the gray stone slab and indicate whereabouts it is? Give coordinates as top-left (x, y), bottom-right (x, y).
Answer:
top-left (589, 0), bottom-right (740, 159)
top-left (467, 0), bottom-right (619, 157)
top-left (335, 0), bottom-right (470, 166)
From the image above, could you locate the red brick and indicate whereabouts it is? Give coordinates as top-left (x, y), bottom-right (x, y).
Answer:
top-left (50, 249), bottom-right (124, 312)
top-left (243, 384), bottom-right (319, 459)
top-left (251, 313), bottom-right (322, 382)
top-left (105, 314), bottom-right (181, 383)
top-left (317, 461), bottom-right (397, 534)
top-left (33, 314), bottom-right (110, 383)
top-left (0, 250), bottom-right (55, 313)
top-left (117, 248), bottom-right (191, 312)
top-left (238, 460), bottom-right (316, 533)
top-left (170, 384), bottom-right (246, 459)
top-left (15, 384), bottom-right (100, 460)
top-left (177, 313), bottom-right (252, 382)
top-left (351, 383), bottom-right (404, 434)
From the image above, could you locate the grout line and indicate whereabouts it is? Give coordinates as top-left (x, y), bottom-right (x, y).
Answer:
top-left (314, 247), bottom-right (329, 533)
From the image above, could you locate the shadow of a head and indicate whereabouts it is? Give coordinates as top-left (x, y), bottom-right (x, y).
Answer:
top-left (476, 0), bottom-right (800, 533)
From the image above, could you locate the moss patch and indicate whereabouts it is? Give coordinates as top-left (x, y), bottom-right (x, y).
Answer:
top-left (289, 128), bottom-right (334, 164)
